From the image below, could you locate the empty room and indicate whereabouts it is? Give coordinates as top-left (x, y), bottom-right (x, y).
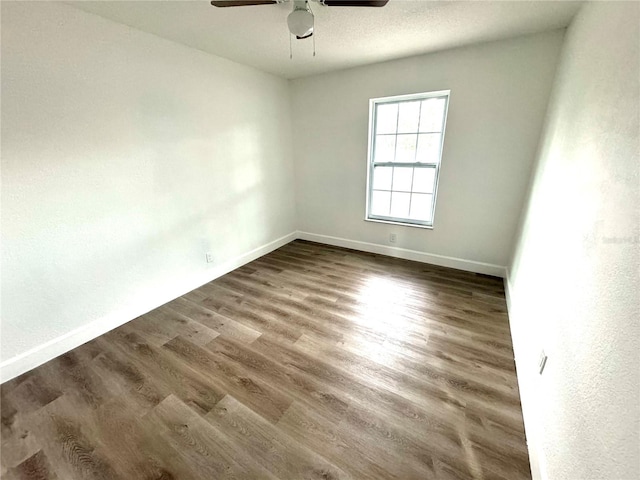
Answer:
top-left (1, 0), bottom-right (638, 479)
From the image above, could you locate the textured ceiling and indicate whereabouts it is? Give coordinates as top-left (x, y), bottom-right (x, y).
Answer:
top-left (68, 0), bottom-right (582, 79)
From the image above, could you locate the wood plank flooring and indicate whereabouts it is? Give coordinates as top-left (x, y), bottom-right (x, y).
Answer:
top-left (1, 240), bottom-right (531, 479)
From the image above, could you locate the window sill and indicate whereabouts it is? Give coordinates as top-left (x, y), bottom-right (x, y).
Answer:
top-left (364, 217), bottom-right (434, 230)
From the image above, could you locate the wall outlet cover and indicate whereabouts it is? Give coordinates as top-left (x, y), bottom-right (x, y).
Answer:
top-left (538, 350), bottom-right (548, 374)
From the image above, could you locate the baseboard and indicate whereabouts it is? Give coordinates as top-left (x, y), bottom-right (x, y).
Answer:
top-left (1, 230), bottom-right (504, 382)
top-left (504, 269), bottom-right (514, 314)
top-left (0, 231), bottom-right (297, 383)
top-left (503, 270), bottom-right (544, 480)
top-left (297, 231), bottom-right (507, 277)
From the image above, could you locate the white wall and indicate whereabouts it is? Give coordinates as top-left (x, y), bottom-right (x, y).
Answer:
top-left (506, 2), bottom-right (639, 479)
top-left (0, 2), bottom-right (296, 378)
top-left (290, 31), bottom-right (564, 271)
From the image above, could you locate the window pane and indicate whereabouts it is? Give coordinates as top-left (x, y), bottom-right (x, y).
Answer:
top-left (412, 167), bottom-right (436, 193)
top-left (395, 134), bottom-right (417, 163)
top-left (375, 135), bottom-right (396, 163)
top-left (371, 190), bottom-right (391, 216)
top-left (390, 192), bottom-right (411, 218)
top-left (416, 133), bottom-right (441, 163)
top-left (372, 166), bottom-right (392, 190)
top-left (409, 193), bottom-right (433, 222)
top-left (392, 167), bottom-right (413, 192)
top-left (376, 103), bottom-right (398, 134)
top-left (419, 97), bottom-right (446, 132)
top-left (368, 92), bottom-right (448, 226)
top-left (397, 101), bottom-right (421, 133)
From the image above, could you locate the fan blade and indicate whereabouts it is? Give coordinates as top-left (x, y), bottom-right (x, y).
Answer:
top-left (321, 0), bottom-right (388, 6)
top-left (210, 0), bottom-right (278, 7)
top-left (320, 0), bottom-right (389, 7)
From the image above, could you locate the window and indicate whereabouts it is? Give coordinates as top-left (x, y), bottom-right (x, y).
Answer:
top-left (366, 90), bottom-right (450, 228)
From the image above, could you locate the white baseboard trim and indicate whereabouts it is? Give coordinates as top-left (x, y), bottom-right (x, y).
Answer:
top-left (503, 270), bottom-right (544, 480)
top-left (0, 231), bottom-right (297, 384)
top-left (1, 230), bottom-right (505, 383)
top-left (297, 231), bottom-right (507, 277)
top-left (504, 269), bottom-right (514, 314)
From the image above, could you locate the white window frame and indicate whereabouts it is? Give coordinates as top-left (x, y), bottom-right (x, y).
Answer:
top-left (365, 90), bottom-right (450, 229)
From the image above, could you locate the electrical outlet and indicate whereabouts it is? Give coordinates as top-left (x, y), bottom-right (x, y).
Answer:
top-left (389, 233), bottom-right (397, 243)
top-left (538, 350), bottom-right (548, 374)
top-left (205, 252), bottom-right (214, 263)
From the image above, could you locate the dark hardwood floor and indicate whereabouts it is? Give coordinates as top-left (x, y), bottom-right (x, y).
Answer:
top-left (1, 240), bottom-right (531, 479)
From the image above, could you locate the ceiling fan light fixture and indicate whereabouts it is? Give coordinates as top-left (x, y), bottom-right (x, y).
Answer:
top-left (287, 7), bottom-right (314, 38)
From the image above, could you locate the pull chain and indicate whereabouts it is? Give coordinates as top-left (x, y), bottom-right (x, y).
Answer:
top-left (289, 33), bottom-right (293, 59)
top-left (309, 1), bottom-right (316, 57)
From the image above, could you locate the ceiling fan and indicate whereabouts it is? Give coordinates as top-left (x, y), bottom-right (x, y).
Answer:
top-left (210, 0), bottom-right (389, 39)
